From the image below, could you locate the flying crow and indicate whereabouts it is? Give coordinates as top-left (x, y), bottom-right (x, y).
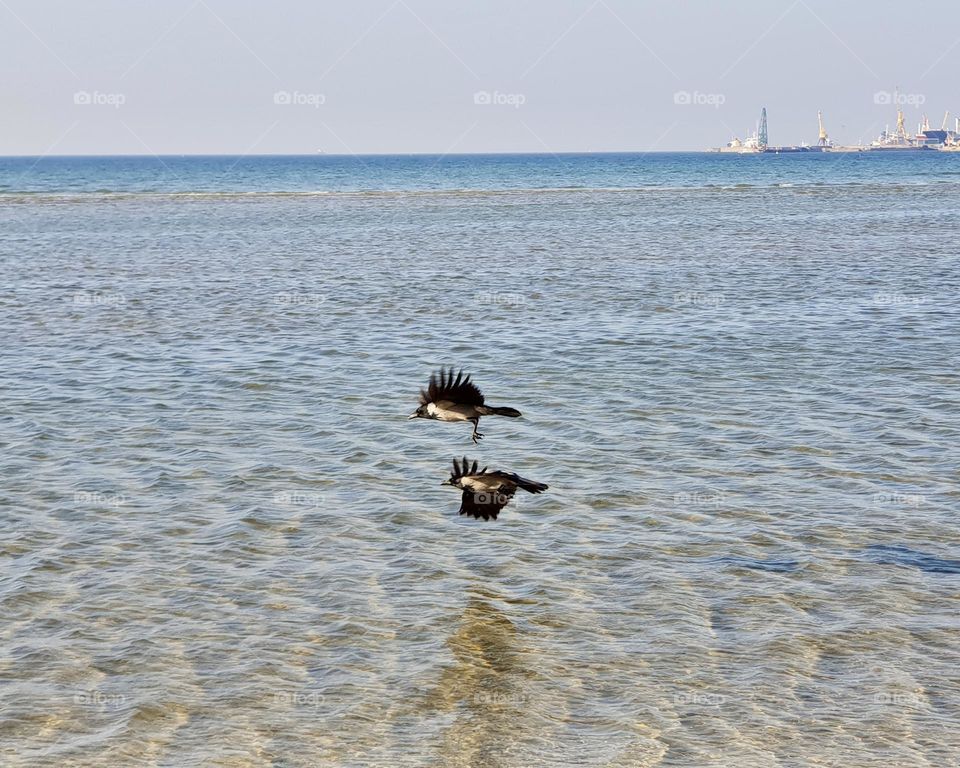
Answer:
top-left (408, 368), bottom-right (521, 443)
top-left (442, 456), bottom-right (548, 521)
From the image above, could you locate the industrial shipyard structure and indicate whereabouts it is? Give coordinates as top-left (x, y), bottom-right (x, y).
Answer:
top-left (713, 99), bottom-right (960, 153)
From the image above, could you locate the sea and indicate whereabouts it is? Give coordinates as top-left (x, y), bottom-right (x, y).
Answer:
top-left (2, 152), bottom-right (959, 767)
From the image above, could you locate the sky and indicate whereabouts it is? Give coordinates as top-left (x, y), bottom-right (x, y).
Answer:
top-left (2, 0), bottom-right (959, 155)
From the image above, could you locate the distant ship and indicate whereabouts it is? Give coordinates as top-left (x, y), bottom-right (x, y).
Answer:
top-left (715, 134), bottom-right (763, 154)
top-left (870, 104), bottom-right (957, 150)
top-left (713, 102), bottom-right (960, 153)
top-left (714, 107), bottom-right (767, 153)
top-left (713, 107), bottom-right (826, 153)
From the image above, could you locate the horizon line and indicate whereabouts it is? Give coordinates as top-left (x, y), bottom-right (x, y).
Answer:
top-left (0, 150), bottom-right (740, 159)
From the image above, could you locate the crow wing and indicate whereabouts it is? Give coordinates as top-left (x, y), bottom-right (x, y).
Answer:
top-left (458, 486), bottom-right (516, 521)
top-left (421, 368), bottom-right (485, 406)
top-left (487, 471), bottom-right (548, 494)
top-left (450, 456), bottom-right (486, 482)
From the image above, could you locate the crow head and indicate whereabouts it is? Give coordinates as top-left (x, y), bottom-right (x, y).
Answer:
top-left (408, 404), bottom-right (431, 420)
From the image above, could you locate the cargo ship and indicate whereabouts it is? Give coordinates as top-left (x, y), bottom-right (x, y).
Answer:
top-left (870, 103), bottom-right (934, 149)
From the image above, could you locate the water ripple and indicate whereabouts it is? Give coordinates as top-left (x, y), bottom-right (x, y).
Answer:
top-left (2, 179), bottom-right (959, 766)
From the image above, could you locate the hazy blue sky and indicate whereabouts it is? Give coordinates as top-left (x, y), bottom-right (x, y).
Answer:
top-left (3, 0), bottom-right (959, 154)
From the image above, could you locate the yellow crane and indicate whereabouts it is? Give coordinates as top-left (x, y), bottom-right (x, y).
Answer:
top-left (895, 107), bottom-right (908, 140)
top-left (817, 110), bottom-right (829, 146)
top-left (895, 89), bottom-right (908, 140)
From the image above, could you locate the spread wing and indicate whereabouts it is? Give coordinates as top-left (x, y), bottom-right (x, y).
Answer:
top-left (450, 456), bottom-right (486, 482)
top-left (458, 486), bottom-right (516, 521)
top-left (421, 368), bottom-right (485, 406)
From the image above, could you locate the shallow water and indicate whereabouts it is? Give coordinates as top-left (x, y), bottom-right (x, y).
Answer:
top-left (2, 155), bottom-right (959, 766)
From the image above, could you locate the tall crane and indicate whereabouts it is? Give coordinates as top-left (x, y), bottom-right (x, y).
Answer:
top-left (942, 111), bottom-right (950, 131)
top-left (895, 107), bottom-right (908, 140)
top-left (817, 111), bottom-right (829, 146)
top-left (894, 88), bottom-right (908, 141)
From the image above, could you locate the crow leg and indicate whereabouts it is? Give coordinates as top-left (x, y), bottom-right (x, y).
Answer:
top-left (469, 418), bottom-right (484, 443)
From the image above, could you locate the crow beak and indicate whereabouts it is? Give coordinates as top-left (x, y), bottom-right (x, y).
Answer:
top-left (407, 411), bottom-right (419, 420)
top-left (440, 480), bottom-right (452, 486)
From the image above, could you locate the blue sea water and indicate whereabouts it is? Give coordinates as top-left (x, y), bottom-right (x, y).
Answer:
top-left (2, 152), bottom-right (959, 767)
top-left (2, 149), bottom-right (960, 194)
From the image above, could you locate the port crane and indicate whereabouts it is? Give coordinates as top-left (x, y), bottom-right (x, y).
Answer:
top-left (817, 111), bottom-right (829, 146)
top-left (894, 89), bottom-right (908, 141)
top-left (758, 107), bottom-right (768, 150)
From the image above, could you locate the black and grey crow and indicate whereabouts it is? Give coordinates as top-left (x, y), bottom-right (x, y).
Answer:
top-left (408, 368), bottom-right (521, 443)
top-left (442, 456), bottom-right (548, 521)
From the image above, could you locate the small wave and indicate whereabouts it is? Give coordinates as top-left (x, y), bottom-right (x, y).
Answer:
top-left (864, 545), bottom-right (960, 574)
top-left (3, 180), bottom-right (960, 203)
top-left (715, 556), bottom-right (802, 573)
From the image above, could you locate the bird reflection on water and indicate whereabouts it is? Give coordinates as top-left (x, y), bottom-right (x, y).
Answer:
top-left (419, 589), bottom-right (535, 766)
